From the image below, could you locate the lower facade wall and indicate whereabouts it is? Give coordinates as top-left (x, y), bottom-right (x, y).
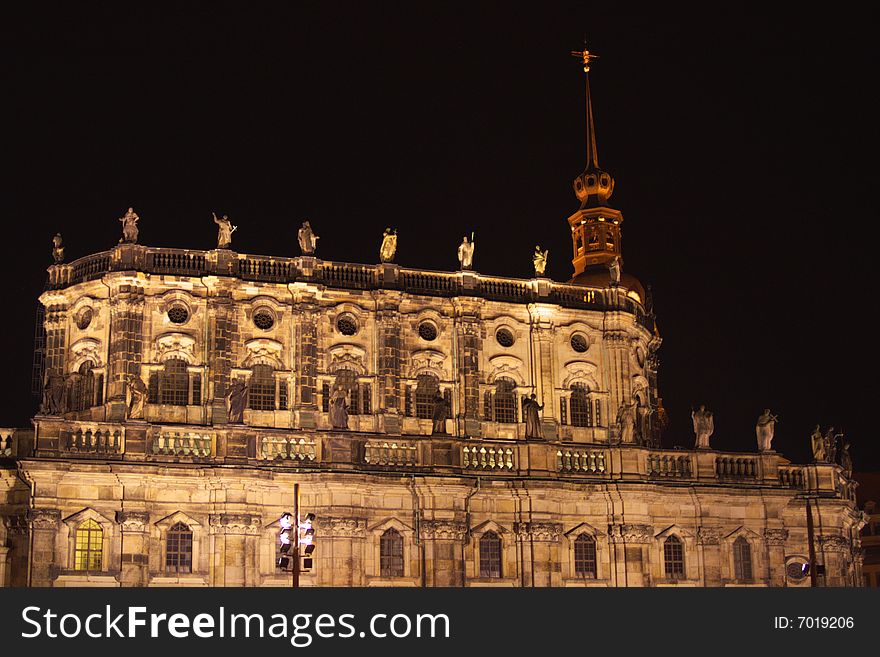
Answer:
top-left (0, 461), bottom-right (864, 587)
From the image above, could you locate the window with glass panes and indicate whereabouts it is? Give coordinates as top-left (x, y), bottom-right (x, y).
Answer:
top-left (415, 373), bottom-right (439, 419)
top-left (74, 519), bottom-right (103, 571)
top-left (380, 528), bottom-right (404, 577)
top-left (479, 531), bottom-right (502, 578)
top-left (664, 536), bottom-right (684, 578)
top-left (493, 377), bottom-right (517, 423)
top-left (570, 384), bottom-right (593, 427)
top-left (733, 536), bottom-right (752, 580)
top-left (574, 534), bottom-right (597, 578)
top-left (248, 364), bottom-right (276, 410)
top-left (160, 358), bottom-right (189, 406)
top-left (166, 522), bottom-right (193, 574)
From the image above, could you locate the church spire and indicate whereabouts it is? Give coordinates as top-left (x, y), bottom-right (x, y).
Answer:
top-left (567, 43), bottom-right (624, 283)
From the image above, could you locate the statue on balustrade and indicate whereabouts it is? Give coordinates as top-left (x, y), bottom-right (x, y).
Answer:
top-left (40, 373), bottom-right (66, 415)
top-left (811, 424), bottom-right (827, 462)
top-left (616, 399), bottom-right (637, 443)
top-left (118, 207), bottom-right (139, 244)
top-left (457, 233), bottom-right (475, 270)
top-left (329, 386), bottom-right (349, 430)
top-left (532, 245), bottom-right (549, 277)
top-left (226, 379), bottom-right (249, 424)
top-left (213, 212), bottom-right (237, 249)
top-left (297, 220), bottom-right (319, 255)
top-left (523, 393), bottom-right (545, 439)
top-left (379, 228), bottom-right (398, 263)
top-left (431, 391), bottom-right (450, 435)
top-left (755, 409), bottom-right (778, 451)
top-left (125, 374), bottom-right (148, 420)
top-left (52, 233), bottom-right (64, 263)
top-left (824, 426), bottom-right (839, 463)
top-left (840, 438), bottom-right (852, 474)
top-left (608, 255), bottom-right (621, 286)
top-left (691, 404), bottom-right (714, 449)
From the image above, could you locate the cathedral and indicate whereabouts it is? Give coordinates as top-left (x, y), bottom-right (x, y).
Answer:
top-left (0, 48), bottom-right (865, 587)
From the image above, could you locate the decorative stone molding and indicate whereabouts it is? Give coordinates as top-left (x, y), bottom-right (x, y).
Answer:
top-left (321, 517), bottom-right (367, 538)
top-left (155, 332), bottom-right (196, 364)
top-left (603, 330), bottom-right (629, 345)
top-left (610, 523), bottom-right (653, 543)
top-left (116, 511), bottom-right (150, 533)
top-left (421, 520), bottom-right (467, 541)
top-left (561, 361), bottom-right (599, 389)
top-left (698, 527), bottom-right (722, 545)
top-left (763, 528), bottom-right (789, 546)
top-left (410, 349), bottom-right (447, 378)
top-left (209, 513), bottom-right (262, 535)
top-left (3, 514), bottom-right (29, 535)
top-left (486, 355), bottom-right (525, 385)
top-left (28, 508), bottom-right (61, 530)
top-left (69, 338), bottom-right (103, 369)
top-left (514, 522), bottom-right (563, 542)
top-left (328, 343), bottom-right (367, 375)
top-left (243, 338), bottom-right (283, 369)
top-left (818, 535), bottom-right (850, 553)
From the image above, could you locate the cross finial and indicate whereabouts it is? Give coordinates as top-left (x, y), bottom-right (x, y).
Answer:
top-left (570, 39), bottom-right (599, 73)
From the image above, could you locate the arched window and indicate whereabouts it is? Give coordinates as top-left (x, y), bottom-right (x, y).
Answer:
top-left (733, 536), bottom-right (752, 581)
top-left (574, 534), bottom-right (597, 578)
top-left (570, 383), bottom-right (594, 427)
top-left (166, 522), bottom-right (193, 575)
top-left (479, 531), bottom-right (502, 578)
top-left (160, 358), bottom-right (189, 406)
top-left (380, 528), bottom-right (404, 577)
top-left (415, 373), bottom-right (439, 420)
top-left (248, 364), bottom-right (276, 411)
top-left (74, 519), bottom-right (103, 571)
top-left (68, 361), bottom-right (97, 412)
top-left (493, 377), bottom-right (517, 424)
top-left (664, 535), bottom-right (684, 579)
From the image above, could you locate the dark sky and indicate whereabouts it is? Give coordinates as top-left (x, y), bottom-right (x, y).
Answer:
top-left (2, 4), bottom-right (877, 468)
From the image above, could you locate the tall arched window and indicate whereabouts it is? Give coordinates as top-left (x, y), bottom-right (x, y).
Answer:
top-left (664, 535), bottom-right (684, 579)
top-left (160, 358), bottom-right (189, 406)
top-left (415, 373), bottom-right (439, 420)
top-left (68, 361), bottom-right (97, 412)
top-left (248, 364), bottom-right (276, 411)
top-left (166, 522), bottom-right (193, 575)
top-left (574, 534), bottom-right (597, 578)
top-left (74, 519), bottom-right (103, 571)
top-left (733, 536), bottom-right (752, 581)
top-left (479, 531), bottom-right (502, 578)
top-left (493, 377), bottom-right (517, 424)
top-left (380, 528), bottom-right (404, 577)
top-left (570, 383), bottom-right (593, 427)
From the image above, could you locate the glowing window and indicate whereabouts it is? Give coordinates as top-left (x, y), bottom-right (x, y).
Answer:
top-left (74, 519), bottom-right (103, 571)
top-left (574, 534), bottom-right (597, 578)
top-left (166, 522), bottom-right (193, 574)
top-left (380, 528), bottom-right (404, 578)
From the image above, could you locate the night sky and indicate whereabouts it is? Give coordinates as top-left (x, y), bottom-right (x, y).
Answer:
top-left (3, 4), bottom-right (877, 469)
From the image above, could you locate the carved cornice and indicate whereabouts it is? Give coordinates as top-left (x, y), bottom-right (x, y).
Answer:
top-left (116, 511), bottom-right (150, 533)
top-left (818, 535), bottom-right (850, 553)
top-left (603, 330), bottom-right (629, 345)
top-left (421, 519), bottom-right (467, 541)
top-left (3, 514), bottom-right (29, 535)
top-left (763, 528), bottom-right (789, 546)
top-left (209, 513), bottom-right (262, 535)
top-left (514, 521), bottom-right (563, 542)
top-left (698, 527), bottom-right (722, 545)
top-left (321, 517), bottom-right (367, 538)
top-left (28, 508), bottom-right (61, 530)
top-left (610, 523), bottom-right (653, 543)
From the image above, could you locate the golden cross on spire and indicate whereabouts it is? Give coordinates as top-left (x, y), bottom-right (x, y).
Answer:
top-left (570, 44), bottom-right (599, 73)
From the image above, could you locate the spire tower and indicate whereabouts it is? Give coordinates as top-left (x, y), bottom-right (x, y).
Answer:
top-left (567, 44), bottom-right (624, 283)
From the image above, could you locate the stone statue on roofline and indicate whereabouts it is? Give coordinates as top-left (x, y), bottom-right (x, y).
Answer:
top-left (119, 207), bottom-right (139, 244)
top-left (126, 373), bottom-right (148, 420)
top-left (297, 220), bottom-right (319, 255)
top-left (379, 227), bottom-right (398, 263)
top-left (431, 390), bottom-right (450, 435)
top-left (608, 255), bottom-right (621, 286)
top-left (691, 404), bottom-right (714, 449)
top-left (532, 245), bottom-right (549, 277)
top-left (755, 409), bottom-right (778, 451)
top-left (616, 399), bottom-right (637, 443)
top-left (457, 233), bottom-right (475, 270)
top-left (810, 424), bottom-right (826, 462)
top-left (329, 385), bottom-right (349, 430)
top-left (213, 212), bottom-right (237, 249)
top-left (523, 393), bottom-right (545, 439)
top-left (52, 233), bottom-right (65, 263)
top-left (226, 378), bottom-right (249, 424)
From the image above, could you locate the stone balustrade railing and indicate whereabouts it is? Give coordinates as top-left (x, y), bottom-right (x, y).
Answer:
top-left (647, 452), bottom-right (692, 478)
top-left (260, 435), bottom-right (317, 461)
top-left (778, 466), bottom-right (805, 489)
top-left (46, 243), bottom-right (652, 322)
top-left (364, 441), bottom-right (418, 467)
top-left (715, 456), bottom-right (758, 479)
top-left (557, 449), bottom-right (607, 474)
top-left (151, 431), bottom-right (213, 457)
top-left (63, 425), bottom-right (124, 455)
top-left (462, 444), bottom-right (515, 471)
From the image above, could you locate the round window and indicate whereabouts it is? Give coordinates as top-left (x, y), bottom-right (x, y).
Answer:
top-left (786, 562), bottom-right (807, 581)
top-left (336, 315), bottom-right (358, 336)
top-left (496, 328), bottom-right (515, 348)
top-left (253, 309), bottom-right (275, 330)
top-left (418, 322), bottom-right (438, 341)
top-left (167, 306), bottom-right (189, 324)
top-left (75, 307), bottom-right (93, 330)
top-left (570, 333), bottom-right (589, 353)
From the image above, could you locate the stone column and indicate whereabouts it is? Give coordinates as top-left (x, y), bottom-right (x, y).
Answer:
top-left (528, 307), bottom-right (558, 439)
top-left (208, 285), bottom-right (239, 426)
top-left (697, 527), bottom-right (722, 586)
top-left (106, 280), bottom-right (146, 421)
top-left (294, 304), bottom-right (319, 429)
top-left (603, 329), bottom-right (632, 442)
top-left (320, 517), bottom-right (367, 586)
top-left (377, 305), bottom-right (402, 434)
top-left (818, 535), bottom-right (851, 587)
top-left (522, 522), bottom-right (563, 588)
top-left (609, 523), bottom-right (652, 586)
top-left (209, 514), bottom-right (262, 587)
top-left (28, 508), bottom-right (61, 587)
top-left (422, 520), bottom-right (467, 586)
top-left (117, 511), bottom-right (150, 586)
top-left (764, 528), bottom-right (788, 586)
top-left (453, 303), bottom-right (483, 437)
